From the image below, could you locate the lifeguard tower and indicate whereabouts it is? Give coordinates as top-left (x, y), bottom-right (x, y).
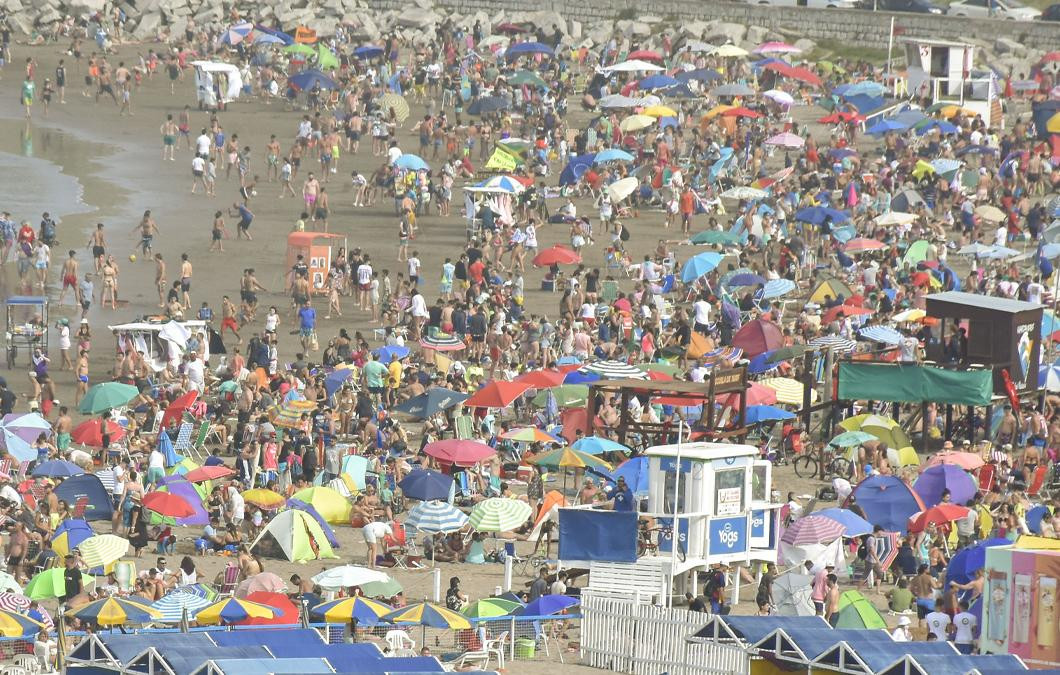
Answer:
top-left (565, 441), bottom-right (779, 605)
top-left (285, 232), bottom-right (347, 295)
top-left (899, 37), bottom-right (1003, 128)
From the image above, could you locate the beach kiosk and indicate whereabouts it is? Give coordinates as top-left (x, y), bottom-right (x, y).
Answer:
top-left (285, 231), bottom-right (347, 295)
top-left (570, 441), bottom-right (779, 604)
top-left (899, 38), bottom-right (1003, 128)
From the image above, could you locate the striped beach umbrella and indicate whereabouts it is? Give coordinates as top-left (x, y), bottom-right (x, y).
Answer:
top-left (469, 498), bottom-right (533, 533)
top-left (500, 427), bottom-right (562, 443)
top-left (463, 597), bottom-right (523, 619)
top-left (528, 447), bottom-right (613, 471)
top-left (583, 360), bottom-right (648, 380)
top-left (420, 334), bottom-right (467, 351)
top-left (1041, 363), bottom-right (1060, 392)
top-left (151, 591), bottom-right (213, 623)
top-left (843, 238), bottom-right (886, 254)
top-left (808, 335), bottom-right (857, 352)
top-left (0, 593), bottom-right (30, 613)
top-left (78, 534), bottom-right (130, 569)
top-left (405, 501), bottom-right (469, 534)
top-left (858, 325), bottom-right (904, 345)
top-left (268, 399), bottom-right (318, 429)
top-left (383, 601), bottom-right (471, 629)
top-left (52, 519), bottom-right (95, 557)
top-left (180, 583), bottom-right (219, 600)
top-left (66, 597), bottom-right (160, 627)
top-left (311, 596), bottom-right (393, 625)
top-left (780, 515), bottom-right (846, 546)
top-left (0, 609), bottom-right (45, 637)
top-left (571, 436), bottom-right (629, 455)
top-left (762, 278), bottom-right (797, 299)
top-left (195, 597), bottom-right (277, 625)
top-left (759, 377), bottom-right (818, 405)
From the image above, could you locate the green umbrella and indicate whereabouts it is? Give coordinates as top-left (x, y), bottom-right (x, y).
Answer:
top-left (690, 230), bottom-right (741, 246)
top-left (531, 384), bottom-right (589, 408)
top-left (829, 430), bottom-right (877, 448)
top-left (26, 568), bottom-right (94, 600)
top-left (769, 345), bottom-right (809, 362)
top-left (901, 239), bottom-right (931, 267)
top-left (508, 70), bottom-right (546, 87)
top-left (284, 43), bottom-right (315, 57)
top-left (360, 577), bottom-right (403, 598)
top-left (317, 44), bottom-right (339, 70)
top-left (462, 597), bottom-right (523, 619)
top-left (78, 382), bottom-right (140, 414)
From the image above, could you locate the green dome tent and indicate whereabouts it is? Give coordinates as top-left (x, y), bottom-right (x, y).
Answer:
top-left (250, 509), bottom-right (339, 563)
top-left (834, 590), bottom-right (887, 629)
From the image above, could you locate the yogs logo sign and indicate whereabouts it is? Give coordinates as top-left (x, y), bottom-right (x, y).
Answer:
top-left (709, 516), bottom-right (747, 555)
top-left (717, 523), bottom-right (739, 548)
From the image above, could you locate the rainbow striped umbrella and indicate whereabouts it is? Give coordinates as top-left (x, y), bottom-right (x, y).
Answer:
top-left (268, 399), bottom-right (317, 429)
top-left (528, 447), bottom-right (612, 471)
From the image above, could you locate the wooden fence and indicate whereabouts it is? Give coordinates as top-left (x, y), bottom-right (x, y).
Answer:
top-left (579, 591), bottom-right (750, 675)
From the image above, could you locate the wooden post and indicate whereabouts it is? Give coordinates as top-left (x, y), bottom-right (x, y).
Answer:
top-left (801, 364), bottom-right (813, 434)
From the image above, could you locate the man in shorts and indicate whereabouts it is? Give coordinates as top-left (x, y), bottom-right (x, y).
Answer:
top-left (230, 202), bottom-right (254, 240)
top-left (59, 250), bottom-right (79, 306)
top-left (297, 300), bottom-right (316, 352)
top-left (302, 172), bottom-right (320, 215)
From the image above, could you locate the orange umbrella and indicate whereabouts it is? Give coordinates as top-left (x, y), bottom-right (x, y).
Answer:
top-left (722, 106), bottom-right (762, 119)
top-left (464, 381), bottom-right (532, 408)
top-left (926, 451), bottom-right (984, 471)
top-left (533, 245), bottom-right (582, 267)
top-left (821, 304), bottom-right (874, 323)
top-left (533, 490), bottom-right (568, 530)
top-left (70, 418), bottom-right (126, 447)
top-left (515, 369), bottom-right (567, 388)
top-left (185, 465), bottom-right (236, 482)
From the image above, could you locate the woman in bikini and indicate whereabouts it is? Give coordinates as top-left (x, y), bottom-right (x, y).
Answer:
top-left (101, 255), bottom-right (119, 309)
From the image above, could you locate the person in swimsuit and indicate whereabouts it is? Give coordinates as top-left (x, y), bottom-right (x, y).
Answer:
top-left (302, 172), bottom-right (320, 215)
top-left (180, 253), bottom-right (193, 309)
top-left (154, 253), bottom-right (167, 307)
top-left (160, 114), bottom-right (178, 161)
top-left (58, 250), bottom-right (79, 306)
top-left (87, 222), bottom-right (106, 273)
top-left (265, 134), bottom-right (281, 182)
top-left (132, 210), bottom-right (159, 255)
top-left (101, 255), bottom-right (119, 309)
top-left (75, 349), bottom-right (90, 405)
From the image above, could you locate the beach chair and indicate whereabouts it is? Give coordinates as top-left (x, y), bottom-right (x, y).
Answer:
top-left (599, 278), bottom-right (620, 304)
top-left (384, 521), bottom-right (419, 570)
top-left (453, 414), bottom-right (474, 440)
top-left (71, 496), bottom-right (90, 520)
top-left (1027, 465), bottom-right (1049, 497)
top-left (483, 630), bottom-right (509, 669)
top-left (977, 464), bottom-right (996, 494)
top-left (172, 422), bottom-right (194, 454)
top-left (385, 630), bottom-right (416, 656)
top-left (218, 562), bottom-right (240, 594)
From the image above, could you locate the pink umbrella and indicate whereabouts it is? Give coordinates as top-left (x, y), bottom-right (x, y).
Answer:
top-left (764, 132), bottom-right (804, 149)
top-left (234, 572), bottom-right (287, 598)
top-left (0, 592), bottom-right (30, 612)
top-left (717, 382), bottom-right (778, 409)
top-left (926, 451), bottom-right (985, 471)
top-left (754, 41), bottom-right (802, 54)
top-left (780, 515), bottom-right (846, 546)
top-left (424, 439), bottom-right (497, 467)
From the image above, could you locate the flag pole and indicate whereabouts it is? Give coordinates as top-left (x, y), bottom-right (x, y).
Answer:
top-left (886, 17), bottom-right (895, 85)
top-left (669, 418), bottom-right (684, 608)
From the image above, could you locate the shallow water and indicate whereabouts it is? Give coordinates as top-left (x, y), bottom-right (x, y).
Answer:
top-left (0, 120), bottom-right (98, 224)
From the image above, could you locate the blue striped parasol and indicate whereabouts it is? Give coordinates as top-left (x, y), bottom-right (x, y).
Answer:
top-left (150, 591), bottom-right (212, 623)
top-left (405, 500), bottom-right (468, 534)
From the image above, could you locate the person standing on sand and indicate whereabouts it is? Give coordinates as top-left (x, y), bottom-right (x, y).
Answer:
top-left (210, 210), bottom-right (228, 253)
top-left (178, 106), bottom-right (192, 149)
top-left (154, 253), bottom-right (167, 307)
top-left (75, 349), bottom-right (90, 406)
top-left (302, 172), bottom-right (320, 218)
top-left (55, 59), bottom-right (67, 104)
top-left (278, 158), bottom-right (295, 198)
top-left (230, 202), bottom-right (254, 240)
top-left (265, 135), bottom-right (281, 182)
top-left (190, 153), bottom-right (208, 194)
top-left (160, 114), bottom-right (178, 161)
top-left (0, 212), bottom-right (16, 265)
top-left (100, 255), bottom-right (119, 310)
top-left (33, 239), bottom-right (50, 290)
top-left (96, 61), bottom-right (118, 105)
top-left (180, 253), bottom-right (193, 310)
top-left (132, 210), bottom-right (159, 256)
top-left (220, 295), bottom-right (241, 344)
top-left (87, 223), bottom-right (106, 274)
top-left (58, 251), bottom-right (79, 307)
top-left (314, 188), bottom-right (330, 231)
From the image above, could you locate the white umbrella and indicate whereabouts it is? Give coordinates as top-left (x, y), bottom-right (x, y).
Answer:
top-left (712, 44), bottom-right (749, 58)
top-left (311, 565), bottom-right (390, 590)
top-left (684, 40), bottom-right (716, 53)
top-left (762, 89), bottom-right (795, 107)
top-left (598, 94), bottom-right (643, 109)
top-left (720, 186), bottom-right (768, 200)
top-left (406, 501), bottom-right (469, 534)
top-left (772, 572), bottom-right (816, 616)
top-left (619, 114), bottom-right (656, 132)
top-left (874, 211), bottom-right (916, 226)
top-left (606, 176), bottom-right (639, 202)
top-left (584, 360), bottom-right (648, 379)
top-left (764, 132), bottom-right (804, 149)
top-left (602, 59), bottom-right (664, 72)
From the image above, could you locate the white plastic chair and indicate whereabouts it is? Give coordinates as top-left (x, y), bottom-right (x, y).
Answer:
top-left (483, 630), bottom-right (508, 669)
top-left (384, 629), bottom-right (416, 656)
top-left (14, 655), bottom-right (41, 673)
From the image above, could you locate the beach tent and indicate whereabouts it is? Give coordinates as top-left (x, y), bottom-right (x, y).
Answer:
top-left (250, 509), bottom-right (338, 563)
top-left (846, 475), bottom-right (925, 533)
top-left (290, 486), bottom-right (351, 524)
top-left (286, 499), bottom-right (340, 548)
top-left (189, 61), bottom-right (243, 107)
top-left (834, 590), bottom-right (887, 629)
top-left (53, 474), bottom-right (113, 522)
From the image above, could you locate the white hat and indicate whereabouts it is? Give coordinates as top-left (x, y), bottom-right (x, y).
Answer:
top-left (897, 616), bottom-right (911, 627)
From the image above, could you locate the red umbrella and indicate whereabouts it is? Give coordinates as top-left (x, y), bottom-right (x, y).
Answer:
top-left (628, 49), bottom-right (663, 61)
top-left (843, 238), bottom-right (886, 253)
top-left (644, 371), bottom-right (674, 382)
top-left (717, 382), bottom-right (778, 409)
top-left (241, 591), bottom-right (298, 625)
top-left (784, 66), bottom-right (822, 87)
top-left (653, 395), bottom-right (706, 406)
top-left (822, 304), bottom-right (874, 323)
top-left (463, 380), bottom-right (532, 408)
top-left (185, 465), bottom-right (236, 483)
top-left (731, 319), bottom-right (784, 357)
top-left (515, 370), bottom-right (567, 388)
top-left (424, 439), bottom-right (496, 466)
top-left (70, 418), bottom-right (126, 447)
top-left (494, 22), bottom-right (527, 34)
top-left (159, 390), bottom-right (200, 430)
top-left (722, 106), bottom-right (762, 119)
top-left (142, 491), bottom-right (196, 518)
top-left (908, 504), bottom-right (970, 533)
top-left (533, 245), bottom-right (582, 267)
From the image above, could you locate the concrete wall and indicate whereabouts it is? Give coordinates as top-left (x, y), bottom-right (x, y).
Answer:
top-left (366, 0), bottom-right (1060, 51)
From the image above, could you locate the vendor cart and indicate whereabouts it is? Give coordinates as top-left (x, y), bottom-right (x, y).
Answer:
top-left (5, 296), bottom-right (48, 369)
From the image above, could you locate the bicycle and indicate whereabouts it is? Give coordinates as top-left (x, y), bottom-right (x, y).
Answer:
top-left (793, 444), bottom-right (852, 481)
top-left (638, 525), bottom-right (686, 562)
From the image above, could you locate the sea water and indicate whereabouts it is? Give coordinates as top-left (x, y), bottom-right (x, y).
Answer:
top-left (0, 122), bottom-right (96, 223)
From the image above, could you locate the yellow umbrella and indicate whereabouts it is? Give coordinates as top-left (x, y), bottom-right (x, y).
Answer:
top-left (940, 105), bottom-right (977, 119)
top-left (619, 114), bottom-right (656, 132)
top-left (702, 104), bottom-right (735, 121)
top-left (78, 534), bottom-right (129, 570)
top-left (759, 377), bottom-right (818, 406)
top-left (911, 160), bottom-right (935, 180)
top-left (975, 204), bottom-right (1006, 222)
top-left (241, 488), bottom-right (286, 509)
top-left (641, 105), bottom-right (677, 118)
top-left (892, 308), bottom-right (926, 323)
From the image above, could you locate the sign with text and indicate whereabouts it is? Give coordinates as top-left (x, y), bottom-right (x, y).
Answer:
top-left (708, 516), bottom-right (748, 557)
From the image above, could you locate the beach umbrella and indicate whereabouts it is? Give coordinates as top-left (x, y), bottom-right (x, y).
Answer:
top-left (66, 597), bottom-right (159, 627)
top-left (533, 245), bottom-right (582, 266)
top-left (814, 508), bottom-right (873, 537)
top-left (423, 439), bottom-right (496, 466)
top-left (794, 206), bottom-right (849, 225)
top-left (720, 186), bottom-right (768, 201)
top-left (808, 335), bottom-right (857, 352)
top-left (383, 601), bottom-right (471, 629)
top-left (726, 273), bottom-right (766, 288)
top-left (628, 48), bottom-right (663, 61)
top-left (150, 591), bottom-right (213, 623)
top-left (914, 465), bottom-right (978, 508)
top-left (469, 498), bottom-right (533, 532)
top-left (594, 148), bottom-right (635, 163)
top-left (517, 594), bottom-right (579, 616)
top-left (760, 278), bottom-right (796, 300)
top-left (31, 460), bottom-right (84, 478)
top-left (393, 154), bottom-right (429, 171)
top-left (398, 469), bottom-right (454, 502)
top-left (268, 399), bottom-right (317, 429)
top-left (637, 74), bottom-right (679, 90)
top-left (829, 431), bottom-right (876, 448)
top-left (0, 573), bottom-right (21, 595)
top-left (312, 565), bottom-right (390, 590)
top-left (353, 45), bottom-right (384, 59)
top-left (711, 83), bottom-right (754, 98)
top-left (675, 68), bottom-right (722, 83)
top-left (0, 609), bottom-right (44, 637)
top-left (142, 492), bottom-right (195, 519)
top-left (605, 176), bottom-right (639, 202)
top-left (468, 95), bottom-right (510, 115)
top-left (772, 572), bottom-right (815, 616)
top-left (373, 345), bottom-right (410, 363)
top-left (946, 538), bottom-right (1010, 584)
top-left (377, 92), bottom-right (409, 123)
top-left (564, 369), bottom-right (600, 385)
top-left (1027, 506), bottom-right (1052, 534)
top-left (184, 465), bottom-right (235, 482)
top-left (619, 114), bottom-right (655, 132)
top-left (505, 42), bottom-right (554, 59)
top-left (915, 119), bottom-right (958, 136)
top-left (419, 335), bottom-right (466, 351)
top-left (501, 427), bottom-right (561, 443)
top-left (866, 119), bottom-right (908, 135)
top-left (323, 368), bottom-right (354, 398)
top-left (858, 325), bottom-right (904, 345)
top-left (754, 41), bottom-right (801, 54)
top-left (908, 504), bottom-right (970, 533)
top-left (712, 44), bottom-right (749, 58)
top-left (0, 431), bottom-right (35, 462)
top-left (690, 230), bottom-right (741, 246)
top-left (405, 500), bottom-right (468, 534)
top-left (583, 360), bottom-right (648, 380)
top-left (78, 382), bottom-right (139, 414)
top-left (760, 377), bottom-right (817, 405)
top-left (316, 44), bottom-right (339, 70)
top-left (764, 132), bottom-right (804, 148)
top-left (681, 251), bottom-right (723, 283)
top-left (196, 597), bottom-right (276, 625)
top-left (722, 106), bottom-right (762, 119)
top-left (79, 534), bottom-right (129, 569)
top-left (288, 68), bottom-right (337, 91)
top-left (508, 70), bottom-right (547, 87)
top-left (361, 577), bottom-right (403, 599)
top-left (892, 308), bottom-right (926, 322)
top-left (515, 370), bottom-right (567, 388)
top-left (531, 384), bottom-right (589, 409)
top-left (1041, 363), bottom-right (1060, 392)
top-left (159, 390), bottom-right (199, 430)
top-left (69, 418), bottom-right (125, 448)
top-left (218, 21), bottom-right (253, 45)
top-left (25, 569), bottom-right (93, 600)
top-left (604, 59), bottom-right (664, 72)
top-left (392, 388), bottom-right (468, 419)
top-left (572, 436), bottom-right (629, 455)
top-left (844, 238), bottom-right (886, 254)
top-left (641, 104), bottom-right (678, 118)
top-left (762, 89), bottom-right (795, 107)
top-left (241, 488), bottom-right (286, 509)
top-left (528, 447), bottom-right (613, 471)
top-left (463, 381), bottom-right (532, 409)
top-left (732, 320), bottom-right (784, 358)
top-left (718, 382), bottom-right (778, 410)
top-left (0, 593), bottom-right (30, 613)
top-left (744, 405), bottom-right (795, 424)
top-left (781, 515), bottom-right (846, 545)
top-left (1, 412), bottom-right (52, 441)
top-left (463, 597), bottom-right (523, 619)
top-left (234, 572), bottom-right (287, 599)
top-left (311, 596), bottom-right (393, 625)
top-left (926, 451), bottom-right (984, 471)
top-left (975, 205), bottom-right (1007, 223)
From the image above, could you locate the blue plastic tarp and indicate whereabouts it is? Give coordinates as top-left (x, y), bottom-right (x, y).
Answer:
top-left (558, 508), bottom-right (637, 562)
top-left (193, 658), bottom-right (334, 675)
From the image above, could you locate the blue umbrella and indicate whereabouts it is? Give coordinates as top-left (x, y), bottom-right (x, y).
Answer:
top-left (794, 206), bottom-right (850, 225)
top-left (828, 148), bottom-right (858, 160)
top-left (0, 428), bottom-right (35, 462)
top-left (1027, 505), bottom-right (1052, 534)
top-left (858, 325), bottom-right (904, 346)
top-left (398, 469), bottom-right (455, 502)
top-left (747, 353), bottom-right (782, 375)
top-left (505, 42), bottom-right (554, 59)
top-left (251, 33), bottom-right (286, 45)
top-left (373, 344), bottom-right (411, 363)
top-left (392, 388), bottom-right (469, 419)
top-left (813, 507), bottom-right (873, 537)
top-left (744, 405), bottom-right (795, 424)
top-left (254, 24), bottom-right (293, 45)
top-left (659, 85), bottom-right (695, 99)
top-left (916, 119), bottom-right (958, 136)
top-left (354, 45), bottom-right (384, 59)
top-left (681, 252), bottom-right (723, 283)
top-left (324, 369), bottom-right (354, 398)
top-left (638, 74), bottom-right (679, 90)
top-left (674, 68), bottom-right (721, 83)
top-left (762, 278), bottom-right (796, 299)
top-left (594, 148), bottom-right (634, 163)
top-left (611, 456), bottom-right (650, 496)
top-left (158, 429), bottom-right (182, 468)
top-left (931, 158), bottom-right (962, 176)
top-left (288, 69), bottom-right (337, 91)
top-left (946, 538), bottom-right (1010, 584)
top-left (725, 273), bottom-right (766, 288)
top-left (658, 116), bottom-right (679, 129)
top-left (468, 96), bottom-right (510, 115)
top-left (516, 594), bottom-right (579, 616)
top-left (840, 81), bottom-right (885, 97)
top-left (559, 154), bottom-right (596, 186)
top-left (392, 154), bottom-right (428, 172)
top-left (564, 370), bottom-right (600, 385)
top-left (956, 144), bottom-right (996, 157)
top-left (572, 436), bottom-right (629, 455)
top-left (865, 119), bottom-right (908, 136)
top-left (31, 460), bottom-right (85, 478)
